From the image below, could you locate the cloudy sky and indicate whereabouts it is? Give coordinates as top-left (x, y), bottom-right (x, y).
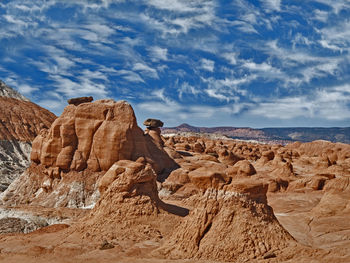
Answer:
top-left (0, 0), bottom-right (349, 128)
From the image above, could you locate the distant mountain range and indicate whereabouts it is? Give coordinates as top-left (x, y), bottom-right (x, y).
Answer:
top-left (162, 123), bottom-right (350, 144)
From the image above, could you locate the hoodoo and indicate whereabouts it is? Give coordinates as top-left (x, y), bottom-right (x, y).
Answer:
top-left (1, 99), bottom-right (177, 208)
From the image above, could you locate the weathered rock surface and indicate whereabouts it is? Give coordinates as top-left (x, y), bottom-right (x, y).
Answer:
top-left (0, 140), bottom-right (31, 191)
top-left (156, 188), bottom-right (294, 262)
top-left (0, 81), bottom-right (56, 192)
top-left (0, 96), bottom-right (55, 142)
top-left (143, 118), bottom-right (164, 128)
top-left (2, 99), bottom-right (177, 207)
top-left (31, 99), bottom-right (176, 174)
top-left (1, 106), bottom-right (350, 262)
top-left (67, 96), bottom-right (93, 106)
top-left (76, 159), bottom-right (162, 241)
top-left (0, 80), bottom-right (28, 101)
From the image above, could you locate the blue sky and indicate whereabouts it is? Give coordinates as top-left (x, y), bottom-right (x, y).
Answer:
top-left (0, 0), bottom-right (350, 128)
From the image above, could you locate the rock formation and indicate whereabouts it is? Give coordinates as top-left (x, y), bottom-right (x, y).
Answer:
top-left (1, 100), bottom-right (350, 262)
top-left (67, 96), bottom-right (93, 106)
top-left (0, 81), bottom-right (56, 191)
top-left (144, 118), bottom-right (164, 148)
top-left (74, 158), bottom-right (163, 242)
top-left (2, 99), bottom-right (178, 207)
top-left (156, 184), bottom-right (295, 261)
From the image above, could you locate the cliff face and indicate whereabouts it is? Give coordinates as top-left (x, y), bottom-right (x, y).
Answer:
top-left (0, 81), bottom-right (56, 191)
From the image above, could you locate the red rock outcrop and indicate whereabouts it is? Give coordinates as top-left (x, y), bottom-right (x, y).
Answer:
top-left (2, 126), bottom-right (350, 262)
top-left (225, 159), bottom-right (257, 177)
top-left (0, 96), bottom-right (56, 142)
top-left (2, 99), bottom-right (178, 207)
top-left (30, 99), bottom-right (177, 174)
top-left (67, 96), bottom-right (93, 106)
top-left (156, 186), bottom-right (295, 262)
top-left (0, 83), bottom-right (56, 192)
top-left (76, 159), bottom-right (161, 240)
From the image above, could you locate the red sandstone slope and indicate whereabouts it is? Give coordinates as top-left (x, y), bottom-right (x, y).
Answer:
top-left (0, 96), bottom-right (56, 142)
top-left (0, 81), bottom-right (56, 191)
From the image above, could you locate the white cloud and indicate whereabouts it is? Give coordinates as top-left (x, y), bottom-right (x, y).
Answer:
top-left (149, 46), bottom-right (168, 61)
top-left (17, 84), bottom-right (39, 96)
top-left (292, 33), bottom-right (313, 48)
top-left (243, 61), bottom-right (274, 71)
top-left (200, 58), bottom-right (215, 72)
top-left (132, 62), bottom-right (159, 79)
top-left (230, 21), bottom-right (258, 34)
top-left (313, 0), bottom-right (350, 14)
top-left (81, 69), bottom-right (108, 81)
top-left (205, 89), bottom-right (229, 101)
top-left (136, 100), bottom-right (237, 126)
top-left (82, 23), bottom-right (116, 43)
top-left (261, 40), bottom-right (346, 86)
top-left (147, 0), bottom-right (214, 13)
top-left (319, 40), bottom-right (343, 52)
top-left (36, 99), bottom-right (65, 114)
top-left (222, 52), bottom-right (238, 65)
top-left (115, 70), bottom-right (145, 83)
top-left (50, 75), bottom-right (108, 99)
top-left (313, 9), bottom-right (329, 22)
top-left (142, 0), bottom-right (217, 35)
top-left (201, 75), bottom-right (254, 99)
top-left (249, 85), bottom-right (350, 120)
top-left (178, 82), bottom-right (201, 99)
top-left (3, 14), bottom-right (28, 26)
top-left (262, 0), bottom-right (281, 12)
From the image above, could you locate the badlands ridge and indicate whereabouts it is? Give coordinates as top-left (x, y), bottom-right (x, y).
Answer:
top-left (0, 98), bottom-right (349, 263)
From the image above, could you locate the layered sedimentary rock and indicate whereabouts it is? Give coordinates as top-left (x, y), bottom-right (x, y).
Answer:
top-left (75, 158), bottom-right (163, 241)
top-left (0, 81), bottom-right (56, 191)
top-left (156, 183), bottom-right (295, 261)
top-left (1, 118), bottom-right (350, 262)
top-left (2, 99), bottom-right (177, 207)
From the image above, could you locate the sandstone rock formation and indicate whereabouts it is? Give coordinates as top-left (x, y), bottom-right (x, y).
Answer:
top-left (1, 104), bottom-right (350, 262)
top-left (67, 96), bottom-right (93, 106)
top-left (75, 159), bottom-right (162, 241)
top-left (0, 81), bottom-right (56, 191)
top-left (156, 187), bottom-right (294, 262)
top-left (2, 99), bottom-right (178, 207)
top-left (143, 118), bottom-right (164, 128)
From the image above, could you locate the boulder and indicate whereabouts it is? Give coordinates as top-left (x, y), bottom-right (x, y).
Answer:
top-left (162, 168), bottom-right (190, 192)
top-left (67, 96), bottom-right (93, 106)
top-left (188, 167), bottom-right (227, 190)
top-left (143, 118), bottom-right (164, 128)
top-left (225, 160), bottom-right (256, 177)
top-left (217, 149), bottom-right (242, 166)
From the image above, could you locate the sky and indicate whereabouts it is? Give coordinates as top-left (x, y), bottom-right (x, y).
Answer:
top-left (0, 0), bottom-right (350, 128)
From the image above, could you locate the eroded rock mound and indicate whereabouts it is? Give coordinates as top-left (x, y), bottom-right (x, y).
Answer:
top-left (2, 99), bottom-right (177, 207)
top-left (30, 99), bottom-right (176, 174)
top-left (73, 159), bottom-right (164, 242)
top-left (156, 186), bottom-right (295, 262)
